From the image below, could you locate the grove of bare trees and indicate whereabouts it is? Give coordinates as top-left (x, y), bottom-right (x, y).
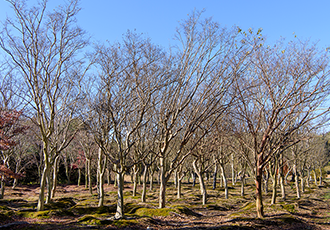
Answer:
top-left (0, 0), bottom-right (329, 220)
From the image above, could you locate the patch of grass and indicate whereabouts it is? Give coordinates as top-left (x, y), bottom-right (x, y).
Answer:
top-left (135, 207), bottom-right (174, 217)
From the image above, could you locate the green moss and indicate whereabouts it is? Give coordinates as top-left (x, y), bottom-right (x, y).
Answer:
top-left (78, 215), bottom-right (102, 225)
top-left (113, 219), bottom-right (138, 228)
top-left (0, 205), bottom-right (10, 211)
top-left (276, 214), bottom-right (302, 224)
top-left (71, 205), bottom-right (116, 215)
top-left (282, 204), bottom-right (296, 213)
top-left (45, 197), bottom-right (76, 209)
top-left (135, 208), bottom-right (174, 217)
top-left (242, 202), bottom-right (255, 211)
top-left (206, 204), bottom-right (229, 211)
top-left (0, 213), bottom-right (13, 222)
top-left (175, 205), bottom-right (202, 217)
top-left (18, 210), bottom-right (52, 219)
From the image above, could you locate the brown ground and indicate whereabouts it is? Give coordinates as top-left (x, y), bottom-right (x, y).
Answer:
top-left (0, 178), bottom-right (329, 230)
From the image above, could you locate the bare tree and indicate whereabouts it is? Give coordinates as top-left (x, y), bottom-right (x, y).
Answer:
top-left (0, 0), bottom-right (88, 211)
top-left (233, 38), bottom-right (330, 218)
top-left (90, 31), bottom-right (170, 219)
top-left (155, 11), bottom-right (255, 209)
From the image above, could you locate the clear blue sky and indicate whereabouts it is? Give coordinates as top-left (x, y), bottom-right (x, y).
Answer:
top-left (0, 0), bottom-right (329, 49)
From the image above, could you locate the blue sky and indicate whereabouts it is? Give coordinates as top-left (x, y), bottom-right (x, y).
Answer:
top-left (0, 0), bottom-right (329, 49)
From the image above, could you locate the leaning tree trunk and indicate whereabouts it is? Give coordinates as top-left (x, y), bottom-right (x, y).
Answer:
top-left (193, 160), bottom-right (207, 205)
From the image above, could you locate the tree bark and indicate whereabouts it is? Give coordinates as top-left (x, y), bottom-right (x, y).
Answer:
top-left (51, 156), bottom-right (60, 199)
top-left (87, 159), bottom-right (92, 194)
top-left (219, 163), bottom-right (228, 199)
top-left (159, 158), bottom-right (167, 208)
top-left (213, 162), bottom-right (218, 190)
top-left (293, 162), bottom-right (300, 199)
top-left (132, 164), bottom-right (139, 197)
top-left (141, 164), bottom-right (148, 202)
top-left (193, 160), bottom-right (207, 205)
top-left (115, 172), bottom-right (124, 219)
top-left (256, 165), bottom-right (264, 218)
top-left (37, 161), bottom-right (50, 211)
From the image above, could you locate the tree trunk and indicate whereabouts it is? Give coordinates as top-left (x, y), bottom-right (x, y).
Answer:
top-left (177, 177), bottom-right (182, 199)
top-left (319, 166), bottom-right (323, 186)
top-left (85, 160), bottom-right (88, 189)
top-left (280, 173), bottom-right (286, 200)
top-left (271, 175), bottom-right (277, 205)
top-left (312, 169), bottom-right (318, 186)
top-left (174, 168), bottom-right (178, 188)
top-left (263, 169), bottom-right (269, 195)
top-left (255, 165), bottom-right (264, 218)
top-left (159, 158), bottom-right (166, 208)
top-left (46, 168), bottom-right (53, 204)
top-left (37, 161), bottom-right (50, 211)
top-left (306, 167), bottom-right (310, 188)
top-left (231, 153), bottom-right (235, 186)
top-left (132, 165), bottom-right (139, 197)
top-left (115, 171), bottom-right (124, 219)
top-left (98, 171), bottom-right (105, 207)
top-left (192, 172), bottom-right (196, 187)
top-left (0, 180), bottom-right (5, 199)
top-left (12, 178), bottom-right (17, 189)
top-left (193, 160), bottom-right (207, 205)
top-left (87, 159), bottom-right (92, 194)
top-left (213, 162), bottom-right (218, 190)
top-left (219, 163), bottom-right (228, 199)
top-left (240, 173), bottom-right (245, 197)
top-left (97, 148), bottom-right (106, 207)
top-left (149, 168), bottom-right (154, 191)
top-left (293, 163), bottom-right (300, 199)
top-left (51, 156), bottom-right (59, 199)
top-left (78, 168), bottom-right (81, 186)
top-left (141, 164), bottom-right (148, 203)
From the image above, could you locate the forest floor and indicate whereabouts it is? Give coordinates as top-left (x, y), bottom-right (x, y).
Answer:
top-left (0, 178), bottom-right (329, 229)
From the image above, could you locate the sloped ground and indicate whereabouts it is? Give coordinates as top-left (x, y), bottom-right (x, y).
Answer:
top-left (0, 179), bottom-right (329, 229)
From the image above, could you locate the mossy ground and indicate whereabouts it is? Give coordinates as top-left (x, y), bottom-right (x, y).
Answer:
top-left (0, 177), bottom-right (328, 229)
